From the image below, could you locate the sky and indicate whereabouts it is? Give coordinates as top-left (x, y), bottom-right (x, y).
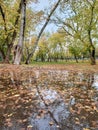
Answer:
top-left (31, 0), bottom-right (58, 33)
top-left (32, 0), bottom-right (58, 11)
top-left (32, 0), bottom-right (50, 11)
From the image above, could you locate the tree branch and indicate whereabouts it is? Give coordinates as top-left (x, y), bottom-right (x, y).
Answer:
top-left (9, 1), bottom-right (22, 47)
top-left (0, 4), bottom-right (7, 32)
top-left (25, 0), bottom-right (64, 64)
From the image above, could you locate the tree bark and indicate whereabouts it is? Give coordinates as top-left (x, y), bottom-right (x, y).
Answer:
top-left (87, 0), bottom-right (96, 65)
top-left (74, 55), bottom-right (78, 63)
top-left (13, 0), bottom-right (26, 65)
top-left (4, 45), bottom-right (11, 63)
top-left (89, 46), bottom-right (96, 65)
top-left (25, 0), bottom-right (62, 64)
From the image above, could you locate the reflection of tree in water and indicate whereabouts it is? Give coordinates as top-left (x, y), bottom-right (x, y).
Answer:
top-left (0, 86), bottom-right (40, 129)
top-left (58, 72), bottom-right (98, 130)
top-left (34, 71), bottom-right (98, 130)
top-left (0, 70), bottom-right (98, 130)
top-left (0, 70), bottom-right (38, 130)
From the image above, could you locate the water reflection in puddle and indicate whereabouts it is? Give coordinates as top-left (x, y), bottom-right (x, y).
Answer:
top-left (92, 74), bottom-right (98, 90)
top-left (0, 69), bottom-right (98, 130)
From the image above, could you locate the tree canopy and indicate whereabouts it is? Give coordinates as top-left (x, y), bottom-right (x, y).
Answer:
top-left (0, 0), bottom-right (98, 65)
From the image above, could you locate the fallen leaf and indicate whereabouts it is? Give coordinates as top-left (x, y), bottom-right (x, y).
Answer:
top-left (49, 121), bottom-right (54, 125)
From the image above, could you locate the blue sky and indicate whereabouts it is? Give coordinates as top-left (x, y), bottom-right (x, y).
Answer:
top-left (31, 0), bottom-right (58, 33)
top-left (32, 0), bottom-right (57, 11)
top-left (33, 0), bottom-right (50, 10)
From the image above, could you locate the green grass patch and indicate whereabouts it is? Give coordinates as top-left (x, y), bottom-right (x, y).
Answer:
top-left (29, 60), bottom-right (90, 66)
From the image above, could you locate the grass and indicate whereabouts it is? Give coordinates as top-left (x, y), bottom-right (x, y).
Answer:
top-left (0, 60), bottom-right (98, 73)
top-left (30, 60), bottom-right (90, 65)
top-left (22, 60), bottom-right (98, 72)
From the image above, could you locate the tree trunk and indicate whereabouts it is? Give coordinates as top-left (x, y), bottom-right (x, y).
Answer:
top-left (14, 0), bottom-right (26, 65)
top-left (25, 54), bottom-right (31, 64)
top-left (74, 55), bottom-right (78, 63)
top-left (88, 1), bottom-right (96, 65)
top-left (25, 0), bottom-right (62, 64)
top-left (0, 50), bottom-right (6, 62)
top-left (88, 29), bottom-right (96, 65)
top-left (4, 45), bottom-right (11, 63)
top-left (89, 47), bottom-right (96, 65)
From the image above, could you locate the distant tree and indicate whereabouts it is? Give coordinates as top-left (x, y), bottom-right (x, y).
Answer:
top-left (68, 40), bottom-right (83, 63)
top-left (48, 32), bottom-right (66, 62)
top-left (35, 36), bottom-right (48, 62)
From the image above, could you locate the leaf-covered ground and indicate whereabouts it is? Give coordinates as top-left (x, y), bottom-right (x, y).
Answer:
top-left (0, 64), bottom-right (98, 130)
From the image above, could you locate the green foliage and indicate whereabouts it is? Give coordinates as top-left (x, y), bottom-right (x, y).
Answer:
top-left (0, 0), bottom-right (44, 62)
top-left (55, 0), bottom-right (98, 64)
top-left (48, 32), bottom-right (66, 61)
top-left (0, 0), bottom-right (98, 64)
top-left (34, 36), bottom-right (48, 61)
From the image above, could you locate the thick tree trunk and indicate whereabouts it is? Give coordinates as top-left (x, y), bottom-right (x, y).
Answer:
top-left (25, 0), bottom-right (62, 64)
top-left (89, 47), bottom-right (96, 65)
top-left (13, 45), bottom-right (23, 64)
top-left (14, 0), bottom-right (26, 65)
top-left (88, 29), bottom-right (96, 65)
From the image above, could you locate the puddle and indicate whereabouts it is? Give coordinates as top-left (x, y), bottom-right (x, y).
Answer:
top-left (0, 69), bottom-right (98, 130)
top-left (92, 74), bottom-right (98, 90)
